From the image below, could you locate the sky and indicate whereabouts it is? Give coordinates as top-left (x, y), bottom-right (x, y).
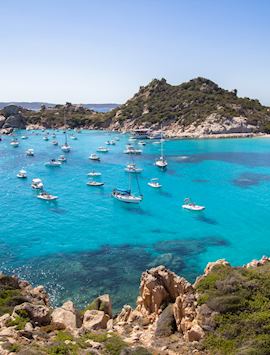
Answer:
top-left (0, 0), bottom-right (269, 104)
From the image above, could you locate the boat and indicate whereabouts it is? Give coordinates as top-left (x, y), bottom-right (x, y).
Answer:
top-left (112, 166), bottom-right (143, 204)
top-left (131, 129), bottom-right (151, 139)
top-left (31, 178), bottom-right (43, 189)
top-left (37, 191), bottom-right (58, 201)
top-left (87, 180), bottom-right (104, 186)
top-left (155, 129), bottom-right (168, 169)
top-left (10, 139), bottom-right (19, 147)
top-left (17, 169), bottom-right (27, 178)
top-left (21, 135), bottom-right (28, 140)
top-left (52, 133), bottom-right (56, 138)
top-left (97, 146), bottom-right (109, 153)
top-left (26, 148), bottom-right (34, 156)
top-left (45, 159), bottom-right (62, 167)
top-left (52, 140), bottom-right (58, 146)
top-left (123, 145), bottom-right (142, 155)
top-left (70, 135), bottom-right (77, 140)
top-left (43, 135), bottom-right (49, 141)
top-left (61, 110), bottom-right (71, 152)
top-left (87, 171), bottom-right (102, 177)
top-left (124, 163), bottom-right (143, 173)
top-left (148, 178), bottom-right (162, 188)
top-left (138, 141), bottom-right (146, 146)
top-left (89, 153), bottom-right (100, 161)
top-left (58, 155), bottom-right (67, 162)
top-left (182, 198), bottom-right (205, 211)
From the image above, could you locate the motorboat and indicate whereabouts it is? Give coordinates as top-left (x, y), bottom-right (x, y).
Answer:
top-left (37, 191), bottom-right (58, 201)
top-left (45, 159), bottom-right (62, 167)
top-left (124, 163), bottom-right (143, 173)
top-left (17, 169), bottom-right (27, 178)
top-left (52, 140), bottom-right (58, 145)
top-left (123, 145), bottom-right (142, 155)
top-left (21, 135), bottom-right (28, 140)
top-left (26, 148), bottom-right (34, 156)
top-left (10, 139), bottom-right (19, 147)
top-left (182, 198), bottom-right (205, 211)
top-left (70, 135), bottom-right (77, 140)
top-left (43, 135), bottom-right (49, 141)
top-left (106, 140), bottom-right (115, 145)
top-left (97, 146), bottom-right (109, 153)
top-left (61, 143), bottom-right (71, 152)
top-left (87, 171), bottom-right (102, 177)
top-left (58, 155), bottom-right (67, 162)
top-left (138, 141), bottom-right (146, 146)
top-left (52, 133), bottom-right (56, 138)
top-left (148, 178), bottom-right (162, 188)
top-left (31, 178), bottom-right (43, 189)
top-left (112, 189), bottom-right (143, 204)
top-left (131, 129), bottom-right (151, 139)
top-left (87, 180), bottom-right (104, 187)
top-left (89, 154), bottom-right (100, 161)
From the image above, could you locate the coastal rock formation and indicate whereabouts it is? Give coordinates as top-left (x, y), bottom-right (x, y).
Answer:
top-left (51, 301), bottom-right (78, 331)
top-left (82, 310), bottom-right (109, 331)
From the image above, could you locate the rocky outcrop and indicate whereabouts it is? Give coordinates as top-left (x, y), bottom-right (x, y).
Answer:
top-left (12, 303), bottom-right (51, 326)
top-left (51, 301), bottom-right (79, 331)
top-left (0, 105), bottom-right (27, 131)
top-left (82, 310), bottom-right (109, 331)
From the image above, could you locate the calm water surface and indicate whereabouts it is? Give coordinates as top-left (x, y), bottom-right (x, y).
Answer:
top-left (1, 130), bottom-right (270, 310)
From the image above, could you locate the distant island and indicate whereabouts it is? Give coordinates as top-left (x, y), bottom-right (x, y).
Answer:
top-left (1, 77), bottom-right (270, 138)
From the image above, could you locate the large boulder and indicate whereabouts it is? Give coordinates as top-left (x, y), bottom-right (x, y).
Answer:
top-left (0, 115), bottom-right (5, 128)
top-left (2, 114), bottom-right (26, 129)
top-left (82, 310), bottom-right (109, 331)
top-left (155, 304), bottom-right (176, 337)
top-left (86, 294), bottom-right (112, 318)
top-left (51, 301), bottom-right (78, 331)
top-left (12, 302), bottom-right (51, 326)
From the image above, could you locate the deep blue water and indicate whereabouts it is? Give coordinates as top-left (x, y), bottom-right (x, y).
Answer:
top-left (1, 130), bottom-right (270, 310)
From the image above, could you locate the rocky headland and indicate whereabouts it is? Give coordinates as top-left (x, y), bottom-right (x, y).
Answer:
top-left (1, 256), bottom-right (270, 354)
top-left (1, 77), bottom-right (270, 139)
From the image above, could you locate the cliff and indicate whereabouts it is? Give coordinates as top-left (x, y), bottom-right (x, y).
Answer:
top-left (0, 256), bottom-right (270, 354)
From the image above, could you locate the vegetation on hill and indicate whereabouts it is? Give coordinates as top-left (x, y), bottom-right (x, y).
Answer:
top-left (105, 77), bottom-right (270, 131)
top-left (196, 263), bottom-right (270, 355)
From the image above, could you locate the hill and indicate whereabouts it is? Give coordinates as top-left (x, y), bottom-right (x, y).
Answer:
top-left (101, 77), bottom-right (270, 137)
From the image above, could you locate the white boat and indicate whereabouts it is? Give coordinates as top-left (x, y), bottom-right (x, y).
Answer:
top-left (182, 198), bottom-right (205, 211)
top-left (31, 178), bottom-right (43, 189)
top-left (97, 146), bottom-right (109, 153)
top-left (21, 135), bottom-right (28, 140)
top-left (89, 153), bottom-right (100, 161)
top-left (87, 180), bottom-right (104, 186)
top-left (124, 163), bottom-right (143, 173)
top-left (17, 169), bottom-right (27, 178)
top-left (58, 155), bottom-right (67, 162)
top-left (123, 145), bottom-right (142, 155)
top-left (10, 139), bottom-right (19, 147)
top-left (37, 191), bottom-right (58, 201)
top-left (43, 135), bottom-right (49, 141)
top-left (70, 135), bottom-right (77, 140)
top-left (87, 171), bottom-right (102, 177)
top-left (112, 168), bottom-right (143, 204)
top-left (61, 110), bottom-right (71, 152)
top-left (138, 141), bottom-right (146, 146)
top-left (112, 189), bottom-right (143, 203)
top-left (45, 159), bottom-right (62, 167)
top-left (155, 129), bottom-right (167, 169)
top-left (26, 148), bottom-right (34, 156)
top-left (148, 178), bottom-right (162, 188)
top-left (52, 140), bottom-right (58, 146)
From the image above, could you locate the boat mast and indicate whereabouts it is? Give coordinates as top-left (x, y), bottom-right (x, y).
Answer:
top-left (64, 107), bottom-right (67, 145)
top-left (160, 124), bottom-right (164, 159)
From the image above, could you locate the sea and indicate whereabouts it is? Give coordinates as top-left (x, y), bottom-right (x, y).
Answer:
top-left (1, 130), bottom-right (270, 311)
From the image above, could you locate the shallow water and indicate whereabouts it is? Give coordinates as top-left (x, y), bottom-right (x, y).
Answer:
top-left (1, 131), bottom-right (270, 310)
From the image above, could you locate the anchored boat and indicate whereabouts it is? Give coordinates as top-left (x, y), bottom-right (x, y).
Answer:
top-left (17, 169), bottom-right (27, 179)
top-left (31, 178), bottom-right (43, 190)
top-left (182, 198), bottom-right (205, 211)
top-left (148, 178), bottom-right (162, 188)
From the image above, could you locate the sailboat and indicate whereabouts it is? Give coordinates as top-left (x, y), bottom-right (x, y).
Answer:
top-left (155, 127), bottom-right (167, 169)
top-left (112, 167), bottom-right (143, 204)
top-left (61, 108), bottom-right (71, 152)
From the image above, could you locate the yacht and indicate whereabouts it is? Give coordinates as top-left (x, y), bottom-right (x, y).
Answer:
top-left (155, 130), bottom-right (167, 169)
top-left (148, 178), bottom-right (162, 188)
top-left (87, 180), bottom-right (104, 187)
top-left (26, 148), bottom-right (34, 156)
top-left (10, 139), bottom-right (19, 147)
top-left (45, 159), bottom-right (62, 167)
top-left (124, 163), bottom-right (143, 173)
top-left (17, 169), bottom-right (27, 179)
top-left (182, 198), bottom-right (205, 211)
top-left (112, 168), bottom-right (143, 204)
top-left (123, 145), bottom-right (142, 155)
top-left (31, 178), bottom-right (44, 189)
top-left (97, 146), bottom-right (109, 153)
top-left (87, 171), bottom-right (102, 177)
top-left (61, 110), bottom-right (71, 152)
top-left (37, 191), bottom-right (58, 201)
top-left (89, 153), bottom-right (100, 161)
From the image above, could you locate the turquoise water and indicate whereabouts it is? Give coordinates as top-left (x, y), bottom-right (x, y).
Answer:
top-left (1, 130), bottom-right (270, 310)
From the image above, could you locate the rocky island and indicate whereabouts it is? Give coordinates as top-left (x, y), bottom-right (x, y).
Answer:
top-left (0, 256), bottom-right (269, 354)
top-left (1, 77), bottom-right (270, 139)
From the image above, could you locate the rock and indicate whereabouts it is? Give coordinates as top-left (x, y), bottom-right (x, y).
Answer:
top-left (86, 294), bottom-right (112, 318)
top-left (2, 105), bottom-right (20, 117)
top-left (0, 314), bottom-right (11, 328)
top-left (2, 114), bottom-right (26, 129)
top-left (187, 324), bottom-right (204, 342)
top-left (51, 301), bottom-right (78, 331)
top-left (82, 310), bottom-right (109, 331)
top-left (136, 266), bottom-right (194, 319)
top-left (155, 304), bottom-right (176, 337)
top-left (29, 285), bottom-right (49, 306)
top-left (85, 339), bottom-right (103, 349)
top-left (116, 305), bottom-right (132, 323)
top-left (12, 303), bottom-right (51, 326)
top-left (24, 322), bottom-right (34, 332)
top-left (0, 115), bottom-right (5, 128)
top-left (194, 259), bottom-right (230, 288)
top-left (245, 256), bottom-right (270, 268)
